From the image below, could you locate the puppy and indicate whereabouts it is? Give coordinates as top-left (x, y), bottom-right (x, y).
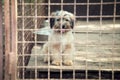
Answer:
top-left (42, 10), bottom-right (75, 66)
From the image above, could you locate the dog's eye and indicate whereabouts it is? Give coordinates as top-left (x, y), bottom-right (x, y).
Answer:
top-left (65, 18), bottom-right (69, 21)
top-left (56, 18), bottom-right (60, 21)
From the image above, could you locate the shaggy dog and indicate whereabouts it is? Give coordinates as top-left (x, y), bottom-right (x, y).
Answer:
top-left (42, 10), bottom-right (75, 66)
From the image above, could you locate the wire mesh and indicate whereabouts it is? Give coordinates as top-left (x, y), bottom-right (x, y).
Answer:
top-left (16, 0), bottom-right (120, 80)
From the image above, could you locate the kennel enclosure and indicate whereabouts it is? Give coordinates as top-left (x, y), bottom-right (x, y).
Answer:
top-left (1, 0), bottom-right (120, 80)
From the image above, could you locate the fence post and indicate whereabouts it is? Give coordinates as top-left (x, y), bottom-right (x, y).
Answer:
top-left (0, 0), bottom-right (3, 80)
top-left (4, 0), bottom-right (11, 80)
top-left (11, 0), bottom-right (17, 80)
top-left (4, 0), bottom-right (17, 79)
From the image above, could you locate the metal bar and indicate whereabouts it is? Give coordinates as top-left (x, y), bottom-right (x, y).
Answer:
top-left (98, 0), bottom-right (103, 79)
top-left (0, 0), bottom-right (3, 80)
top-left (11, 0), bottom-right (17, 80)
top-left (17, 15), bottom-right (120, 18)
top-left (73, 0), bottom-right (76, 79)
top-left (60, 0), bottom-right (63, 79)
top-left (85, 0), bottom-right (89, 79)
top-left (4, 0), bottom-right (10, 80)
top-left (112, 0), bottom-right (117, 79)
top-left (21, 0), bottom-right (25, 79)
top-left (17, 2), bottom-right (120, 6)
top-left (34, 0), bottom-right (37, 79)
top-left (48, 0), bottom-right (51, 79)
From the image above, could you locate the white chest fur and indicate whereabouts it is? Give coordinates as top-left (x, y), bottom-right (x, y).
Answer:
top-left (49, 31), bottom-right (74, 44)
top-left (48, 31), bottom-right (74, 51)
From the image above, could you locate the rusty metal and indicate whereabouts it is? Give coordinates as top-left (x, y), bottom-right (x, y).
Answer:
top-left (4, 0), bottom-right (11, 80)
top-left (10, 0), bottom-right (17, 80)
top-left (4, 0), bottom-right (17, 79)
top-left (0, 0), bottom-right (3, 80)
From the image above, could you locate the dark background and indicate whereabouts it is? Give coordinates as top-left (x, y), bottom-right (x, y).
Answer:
top-left (45, 0), bottom-right (120, 20)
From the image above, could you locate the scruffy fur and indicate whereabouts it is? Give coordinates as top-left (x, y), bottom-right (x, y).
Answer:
top-left (42, 10), bottom-right (75, 66)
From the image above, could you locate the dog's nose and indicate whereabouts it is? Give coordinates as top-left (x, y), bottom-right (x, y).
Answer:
top-left (62, 25), bottom-right (65, 29)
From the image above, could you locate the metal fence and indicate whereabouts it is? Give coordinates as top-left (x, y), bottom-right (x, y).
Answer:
top-left (2, 0), bottom-right (120, 80)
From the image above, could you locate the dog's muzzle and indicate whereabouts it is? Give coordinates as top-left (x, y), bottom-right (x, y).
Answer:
top-left (62, 25), bottom-right (66, 29)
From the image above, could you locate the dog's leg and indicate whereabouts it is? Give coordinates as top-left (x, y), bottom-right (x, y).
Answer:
top-left (51, 44), bottom-right (62, 66)
top-left (63, 44), bottom-right (74, 66)
top-left (51, 54), bottom-right (61, 66)
top-left (41, 43), bottom-right (50, 63)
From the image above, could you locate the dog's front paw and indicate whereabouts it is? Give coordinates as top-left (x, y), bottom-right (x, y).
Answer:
top-left (52, 60), bottom-right (61, 66)
top-left (63, 60), bottom-right (73, 66)
top-left (43, 56), bottom-right (48, 63)
top-left (44, 58), bottom-right (47, 63)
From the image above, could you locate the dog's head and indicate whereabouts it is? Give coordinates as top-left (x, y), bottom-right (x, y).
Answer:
top-left (50, 10), bottom-right (75, 33)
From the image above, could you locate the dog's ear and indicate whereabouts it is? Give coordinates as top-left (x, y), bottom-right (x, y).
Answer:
top-left (65, 11), bottom-right (75, 29)
top-left (71, 20), bottom-right (74, 29)
top-left (50, 12), bottom-right (56, 28)
top-left (70, 15), bottom-right (75, 29)
top-left (50, 18), bottom-right (55, 29)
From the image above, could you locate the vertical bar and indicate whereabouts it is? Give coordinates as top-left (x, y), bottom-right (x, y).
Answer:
top-left (22, 0), bottom-right (25, 79)
top-left (48, 0), bottom-right (50, 79)
top-left (112, 0), bottom-right (116, 79)
top-left (60, 2), bottom-right (62, 65)
top-left (86, 0), bottom-right (89, 79)
top-left (60, 0), bottom-right (63, 79)
top-left (4, 0), bottom-right (10, 80)
top-left (99, 0), bottom-right (103, 80)
top-left (11, 0), bottom-right (17, 80)
top-left (73, 0), bottom-right (76, 79)
top-left (34, 0), bottom-right (37, 79)
top-left (0, 0), bottom-right (3, 80)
